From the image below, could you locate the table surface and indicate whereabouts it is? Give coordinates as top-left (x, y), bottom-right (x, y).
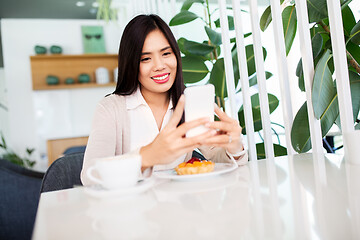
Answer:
top-left (32, 153), bottom-right (360, 240)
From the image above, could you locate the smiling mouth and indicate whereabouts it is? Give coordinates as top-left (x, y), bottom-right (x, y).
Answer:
top-left (151, 73), bottom-right (170, 83)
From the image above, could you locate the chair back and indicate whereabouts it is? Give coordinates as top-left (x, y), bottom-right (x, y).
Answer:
top-left (0, 159), bottom-right (44, 240)
top-left (40, 152), bottom-right (84, 193)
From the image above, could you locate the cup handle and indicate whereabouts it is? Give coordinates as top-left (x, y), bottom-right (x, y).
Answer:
top-left (87, 166), bottom-right (103, 185)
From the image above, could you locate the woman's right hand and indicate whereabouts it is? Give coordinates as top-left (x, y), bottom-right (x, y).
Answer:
top-left (140, 95), bottom-right (216, 168)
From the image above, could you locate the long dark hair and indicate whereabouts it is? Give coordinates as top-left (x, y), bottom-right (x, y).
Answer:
top-left (113, 14), bottom-right (185, 114)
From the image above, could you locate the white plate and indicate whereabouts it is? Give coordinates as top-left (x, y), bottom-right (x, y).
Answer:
top-left (152, 162), bottom-right (237, 181)
top-left (84, 178), bottom-right (155, 199)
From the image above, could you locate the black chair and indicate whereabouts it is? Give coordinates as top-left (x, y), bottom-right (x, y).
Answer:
top-left (40, 152), bottom-right (84, 193)
top-left (0, 159), bottom-right (44, 240)
top-left (63, 145), bottom-right (86, 155)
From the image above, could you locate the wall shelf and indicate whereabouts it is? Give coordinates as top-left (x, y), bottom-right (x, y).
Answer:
top-left (30, 54), bottom-right (118, 90)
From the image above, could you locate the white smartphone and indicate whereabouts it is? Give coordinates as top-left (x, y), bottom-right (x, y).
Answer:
top-left (184, 84), bottom-right (215, 137)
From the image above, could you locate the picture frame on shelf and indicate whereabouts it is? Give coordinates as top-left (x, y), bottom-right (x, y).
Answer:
top-left (81, 26), bottom-right (106, 54)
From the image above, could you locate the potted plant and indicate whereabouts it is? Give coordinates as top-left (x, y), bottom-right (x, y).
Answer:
top-left (259, 0), bottom-right (360, 153)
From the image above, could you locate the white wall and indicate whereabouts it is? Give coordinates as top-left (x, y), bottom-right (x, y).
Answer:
top-left (0, 67), bottom-right (9, 153)
top-left (1, 19), bottom-right (123, 171)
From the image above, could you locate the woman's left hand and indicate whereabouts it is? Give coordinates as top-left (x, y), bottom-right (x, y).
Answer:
top-left (202, 104), bottom-right (244, 156)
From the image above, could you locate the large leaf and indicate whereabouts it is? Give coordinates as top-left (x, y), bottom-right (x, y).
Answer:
top-left (214, 16), bottom-right (234, 30)
top-left (238, 93), bottom-right (279, 133)
top-left (181, 0), bottom-right (204, 11)
top-left (342, 5), bottom-right (356, 36)
top-left (205, 26), bottom-right (222, 46)
top-left (349, 71), bottom-right (360, 122)
top-left (282, 5), bottom-right (297, 55)
top-left (350, 20), bottom-right (360, 45)
top-left (307, 0), bottom-right (328, 23)
top-left (180, 38), bottom-right (215, 56)
top-left (312, 50), bottom-right (335, 119)
top-left (242, 44), bottom-right (267, 77)
top-left (347, 42), bottom-right (360, 68)
top-left (260, 6), bottom-right (272, 32)
top-left (169, 11), bottom-right (199, 26)
top-left (291, 103), bottom-right (311, 153)
top-left (209, 58), bottom-right (226, 99)
top-left (256, 143), bottom-right (287, 160)
top-left (246, 72), bottom-right (273, 90)
top-left (296, 33), bottom-right (323, 91)
top-left (182, 56), bottom-right (209, 83)
top-left (356, 123), bottom-right (360, 130)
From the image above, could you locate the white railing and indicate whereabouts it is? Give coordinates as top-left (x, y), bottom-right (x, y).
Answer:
top-left (218, 0), bottom-right (354, 161)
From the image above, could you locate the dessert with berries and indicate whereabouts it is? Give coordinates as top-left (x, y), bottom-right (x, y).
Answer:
top-left (175, 157), bottom-right (215, 175)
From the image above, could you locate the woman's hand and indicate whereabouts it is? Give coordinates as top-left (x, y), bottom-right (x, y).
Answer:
top-left (202, 104), bottom-right (244, 157)
top-left (140, 95), bottom-right (216, 168)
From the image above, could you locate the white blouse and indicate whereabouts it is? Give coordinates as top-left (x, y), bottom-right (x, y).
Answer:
top-left (126, 88), bottom-right (186, 171)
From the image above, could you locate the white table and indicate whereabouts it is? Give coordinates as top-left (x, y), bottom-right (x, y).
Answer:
top-left (32, 153), bottom-right (360, 240)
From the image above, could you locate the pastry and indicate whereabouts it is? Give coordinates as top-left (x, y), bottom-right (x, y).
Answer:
top-left (175, 157), bottom-right (215, 175)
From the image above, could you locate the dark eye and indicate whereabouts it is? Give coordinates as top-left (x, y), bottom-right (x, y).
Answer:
top-left (141, 57), bottom-right (150, 62)
top-left (85, 34), bottom-right (92, 39)
top-left (163, 52), bottom-right (172, 56)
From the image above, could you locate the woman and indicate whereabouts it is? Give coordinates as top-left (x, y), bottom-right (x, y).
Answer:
top-left (81, 14), bottom-right (247, 186)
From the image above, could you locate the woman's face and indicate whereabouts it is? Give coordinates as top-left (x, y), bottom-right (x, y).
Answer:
top-left (138, 29), bottom-right (177, 97)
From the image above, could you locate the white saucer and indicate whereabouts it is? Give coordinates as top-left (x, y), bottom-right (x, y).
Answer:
top-left (152, 162), bottom-right (237, 181)
top-left (84, 178), bottom-right (155, 199)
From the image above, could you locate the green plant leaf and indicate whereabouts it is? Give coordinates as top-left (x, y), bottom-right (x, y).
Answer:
top-left (181, 0), bottom-right (204, 11)
top-left (347, 41), bottom-right (360, 67)
top-left (246, 72), bottom-right (273, 90)
top-left (181, 38), bottom-right (215, 56)
top-left (350, 20), bottom-right (360, 45)
top-left (349, 71), bottom-right (360, 122)
top-left (282, 5), bottom-right (297, 55)
top-left (296, 33), bottom-right (324, 91)
top-left (205, 26), bottom-right (222, 46)
top-left (1, 133), bottom-right (6, 150)
top-left (238, 93), bottom-right (279, 133)
top-left (260, 6), bottom-right (272, 32)
top-left (182, 56), bottom-right (209, 83)
top-left (307, 0), bottom-right (328, 23)
top-left (243, 44), bottom-right (267, 77)
top-left (214, 16), bottom-right (234, 30)
top-left (169, 11), bottom-right (199, 26)
top-left (256, 142), bottom-right (287, 160)
top-left (312, 50), bottom-right (335, 119)
top-left (26, 148), bottom-right (35, 155)
top-left (209, 58), bottom-right (227, 98)
top-left (355, 123), bottom-right (360, 130)
top-left (342, 5), bottom-right (356, 36)
top-left (291, 103), bottom-right (311, 153)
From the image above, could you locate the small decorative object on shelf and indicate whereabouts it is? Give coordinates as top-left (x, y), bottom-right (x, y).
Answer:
top-left (46, 75), bottom-right (59, 85)
top-left (34, 45), bottom-right (47, 55)
top-left (65, 77), bottom-right (75, 84)
top-left (78, 73), bottom-right (90, 83)
top-left (50, 45), bottom-right (62, 54)
top-left (95, 67), bottom-right (110, 84)
top-left (81, 26), bottom-right (106, 53)
top-left (113, 67), bottom-right (118, 83)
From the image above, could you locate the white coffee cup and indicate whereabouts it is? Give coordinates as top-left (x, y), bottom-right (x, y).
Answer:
top-left (86, 154), bottom-right (142, 190)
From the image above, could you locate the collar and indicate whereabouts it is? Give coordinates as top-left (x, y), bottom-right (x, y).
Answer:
top-left (126, 87), bottom-right (174, 111)
top-left (126, 87), bottom-right (147, 110)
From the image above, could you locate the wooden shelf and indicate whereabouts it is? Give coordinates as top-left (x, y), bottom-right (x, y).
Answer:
top-left (30, 54), bottom-right (118, 90)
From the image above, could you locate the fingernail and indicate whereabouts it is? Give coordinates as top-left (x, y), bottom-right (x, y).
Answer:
top-left (211, 130), bottom-right (217, 135)
top-left (205, 123), bottom-right (211, 127)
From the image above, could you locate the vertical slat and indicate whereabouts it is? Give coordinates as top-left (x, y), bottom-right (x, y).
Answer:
top-left (294, 0), bottom-right (323, 155)
top-left (269, 0), bottom-right (295, 155)
top-left (232, 0), bottom-right (257, 161)
top-left (156, 0), bottom-right (162, 17)
top-left (150, 0), bottom-right (157, 14)
top-left (248, 0), bottom-right (274, 160)
top-left (170, 0), bottom-right (177, 20)
top-left (218, 0), bottom-right (238, 119)
top-left (326, 0), bottom-right (354, 138)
